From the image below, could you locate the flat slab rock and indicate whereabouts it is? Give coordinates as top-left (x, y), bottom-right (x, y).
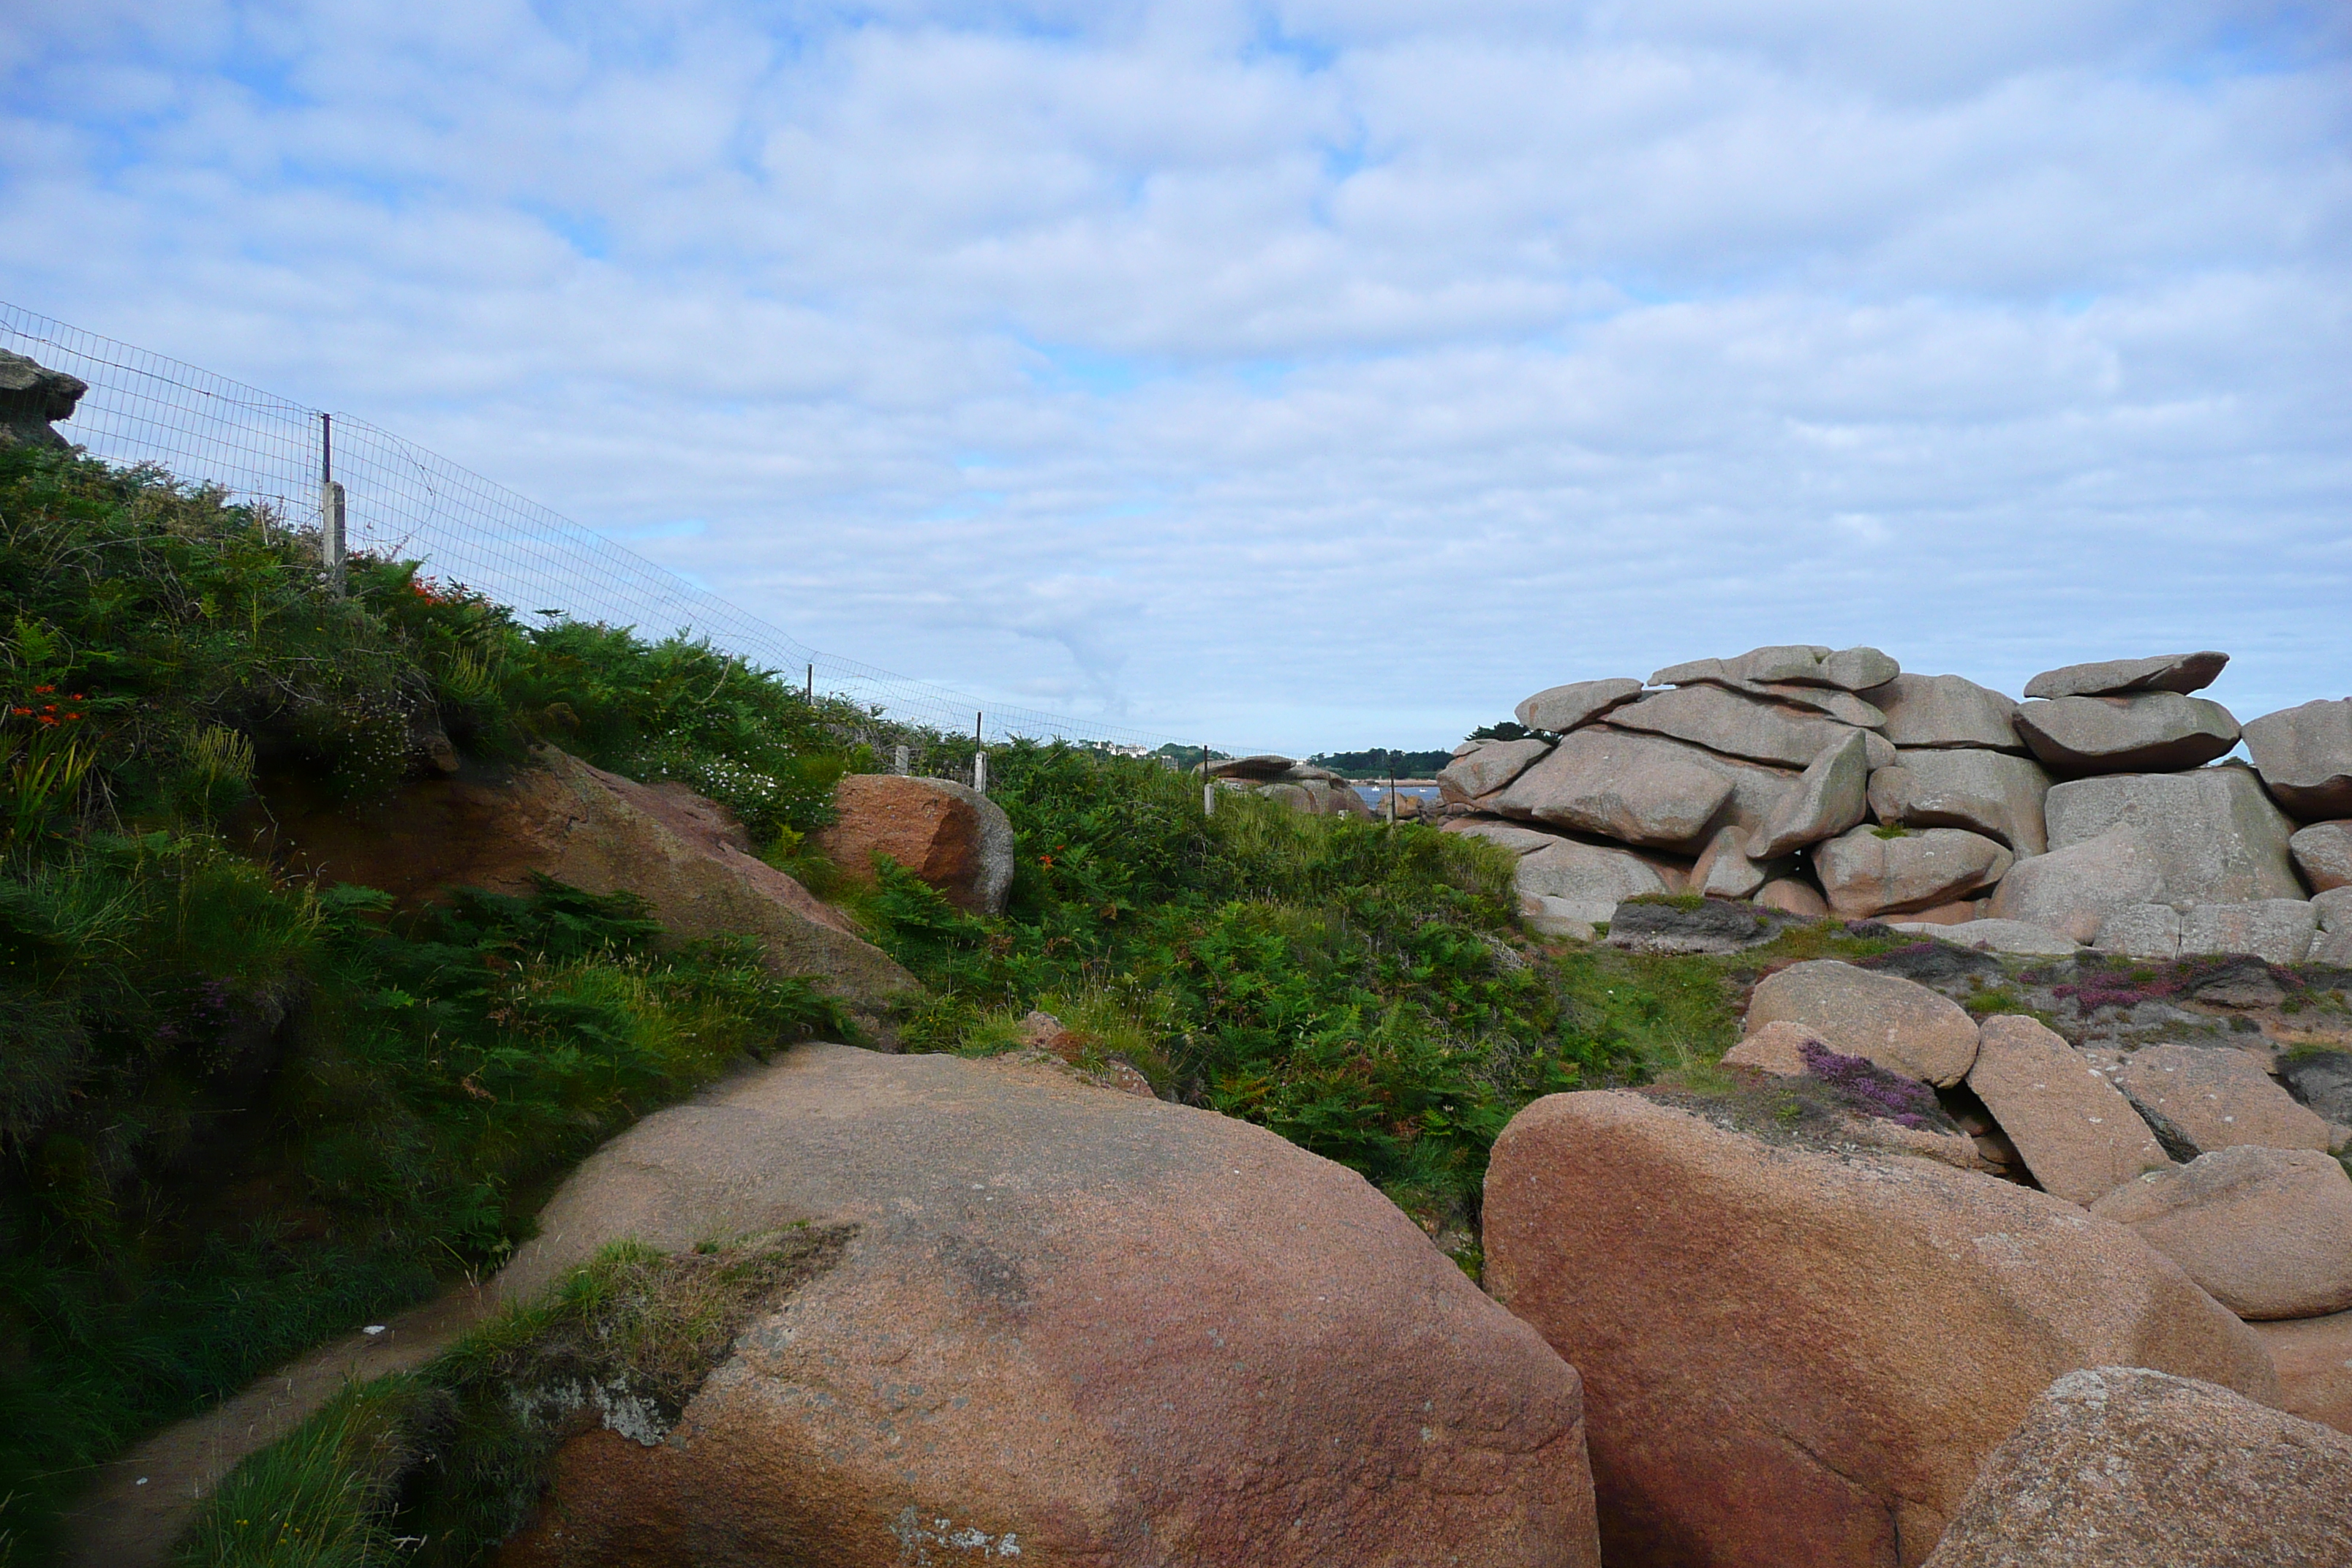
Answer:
top-left (1918, 1365), bottom-right (2352, 1568)
top-left (2021, 650), bottom-right (2229, 700)
top-left (1885, 918), bottom-right (2080, 956)
top-left (2114, 1042), bottom-right (2333, 1156)
top-left (1964, 1014), bottom-right (2169, 1205)
top-left (1602, 898), bottom-right (1807, 954)
top-left (492, 1044), bottom-right (1602, 1567)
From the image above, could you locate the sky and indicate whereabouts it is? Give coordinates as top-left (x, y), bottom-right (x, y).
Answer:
top-left (3, 1), bottom-right (2348, 755)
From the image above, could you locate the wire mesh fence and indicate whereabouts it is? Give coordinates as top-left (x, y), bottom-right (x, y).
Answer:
top-left (0, 300), bottom-right (1226, 766)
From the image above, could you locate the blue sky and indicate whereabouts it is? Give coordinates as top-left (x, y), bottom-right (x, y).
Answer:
top-left (3, 0), bottom-right (2348, 753)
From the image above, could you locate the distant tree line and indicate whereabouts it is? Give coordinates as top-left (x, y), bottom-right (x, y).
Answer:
top-left (1307, 748), bottom-right (1458, 780)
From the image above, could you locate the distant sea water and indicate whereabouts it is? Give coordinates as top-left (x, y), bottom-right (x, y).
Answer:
top-left (1352, 783), bottom-right (1442, 805)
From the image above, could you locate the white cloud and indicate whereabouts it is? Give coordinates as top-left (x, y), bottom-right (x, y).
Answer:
top-left (1, 0), bottom-right (2347, 751)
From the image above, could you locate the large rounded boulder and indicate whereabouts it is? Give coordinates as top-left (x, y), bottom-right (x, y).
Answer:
top-left (817, 773), bottom-right (1015, 913)
top-left (1483, 1090), bottom-right (2277, 1568)
top-left (492, 1044), bottom-right (1601, 1567)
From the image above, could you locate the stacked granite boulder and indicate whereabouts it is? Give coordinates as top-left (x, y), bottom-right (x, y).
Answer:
top-left (1441, 645), bottom-right (2352, 963)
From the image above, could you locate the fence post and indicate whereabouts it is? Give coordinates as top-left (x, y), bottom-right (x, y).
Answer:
top-left (804, 664), bottom-right (813, 703)
top-left (318, 413), bottom-right (345, 594)
top-left (973, 712), bottom-right (987, 794)
top-left (1201, 744), bottom-right (1216, 815)
top-left (894, 744), bottom-right (909, 777)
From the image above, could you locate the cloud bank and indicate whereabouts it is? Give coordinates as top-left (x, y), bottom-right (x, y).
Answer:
top-left (4, 0), bottom-right (2348, 751)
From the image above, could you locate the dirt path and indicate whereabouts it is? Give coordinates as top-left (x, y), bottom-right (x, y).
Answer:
top-left (61, 1281), bottom-right (493, 1568)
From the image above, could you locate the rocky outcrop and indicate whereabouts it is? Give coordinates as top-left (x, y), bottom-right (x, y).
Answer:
top-left (1512, 838), bottom-right (1678, 913)
top-left (1745, 960), bottom-right (1980, 1086)
top-left (1866, 750), bottom-right (2051, 856)
top-left (1964, 1015), bottom-right (2169, 1205)
top-left (2012, 693), bottom-right (2241, 776)
top-left (1813, 826), bottom-right (2013, 919)
top-left (2242, 696), bottom-right (2352, 821)
top-left (2113, 1043), bottom-right (2334, 1155)
top-left (1918, 1365), bottom-right (2352, 1568)
top-left (817, 774), bottom-right (1014, 914)
top-left (1484, 1092), bottom-right (2277, 1568)
top-left (496, 1044), bottom-right (1602, 1567)
top-left (256, 747), bottom-right (918, 1016)
top-left (2043, 767), bottom-right (2302, 905)
top-left (0, 349), bottom-right (87, 448)
top-left (1608, 683), bottom-right (1895, 771)
top-left (2090, 1147), bottom-right (2352, 1319)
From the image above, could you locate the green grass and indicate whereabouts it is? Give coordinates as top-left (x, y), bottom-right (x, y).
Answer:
top-left (177, 1227), bottom-right (851, 1567)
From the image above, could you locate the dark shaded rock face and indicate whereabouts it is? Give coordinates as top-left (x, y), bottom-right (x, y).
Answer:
top-left (2279, 1049), bottom-right (2352, 1126)
top-left (1858, 941), bottom-right (2006, 991)
top-left (0, 350), bottom-right (87, 448)
top-left (1603, 898), bottom-right (1804, 954)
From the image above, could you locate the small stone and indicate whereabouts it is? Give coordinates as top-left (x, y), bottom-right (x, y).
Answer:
top-left (1966, 1014), bottom-right (2171, 1205)
top-left (2091, 1147), bottom-right (2352, 1319)
top-left (2023, 651), bottom-right (2230, 700)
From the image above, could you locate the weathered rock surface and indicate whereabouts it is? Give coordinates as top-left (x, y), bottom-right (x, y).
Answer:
top-left (1965, 1016), bottom-right (2169, 1205)
top-left (1205, 753), bottom-right (1300, 781)
top-left (1485, 1093), bottom-right (2277, 1568)
top-left (1888, 918), bottom-right (2078, 956)
top-left (2091, 1147), bottom-right (2352, 1319)
top-left (1871, 674), bottom-right (2027, 753)
top-left (1917, 1365), bottom-right (2352, 1568)
top-left (1515, 678), bottom-right (1645, 735)
top-left (819, 774), bottom-right (1015, 914)
top-left (497, 1044), bottom-right (1602, 1567)
top-left (1984, 826), bottom-right (2165, 943)
top-left (1493, 728), bottom-right (1733, 849)
top-left (2023, 650), bottom-right (2230, 700)
top-left (1813, 826), bottom-right (2013, 919)
top-left (1602, 898), bottom-right (1798, 955)
top-left (1752, 730), bottom-right (1871, 858)
top-left (2114, 1043), bottom-right (2334, 1155)
top-left (2242, 697), bottom-right (2352, 821)
top-left (2179, 899), bottom-right (2320, 964)
top-left (1746, 960), bottom-right (1980, 1085)
top-left (2290, 818), bottom-right (2352, 892)
top-left (258, 747), bottom-right (918, 1015)
top-left (2092, 901), bottom-right (2181, 959)
top-left (1437, 737), bottom-right (1554, 804)
top-left (1655, 644), bottom-right (1898, 695)
top-left (1866, 749), bottom-right (2051, 856)
top-left (2247, 1309), bottom-right (2352, 1434)
top-left (1514, 838), bottom-right (1677, 908)
top-left (2013, 692), bottom-right (2241, 776)
top-left (2044, 766), bottom-right (2303, 904)
top-left (1607, 684), bottom-right (1894, 770)
top-left (0, 348), bottom-right (88, 448)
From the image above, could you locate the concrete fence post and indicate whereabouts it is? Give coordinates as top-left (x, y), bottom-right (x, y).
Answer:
top-left (894, 744), bottom-right (909, 776)
top-left (973, 712), bottom-right (987, 794)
